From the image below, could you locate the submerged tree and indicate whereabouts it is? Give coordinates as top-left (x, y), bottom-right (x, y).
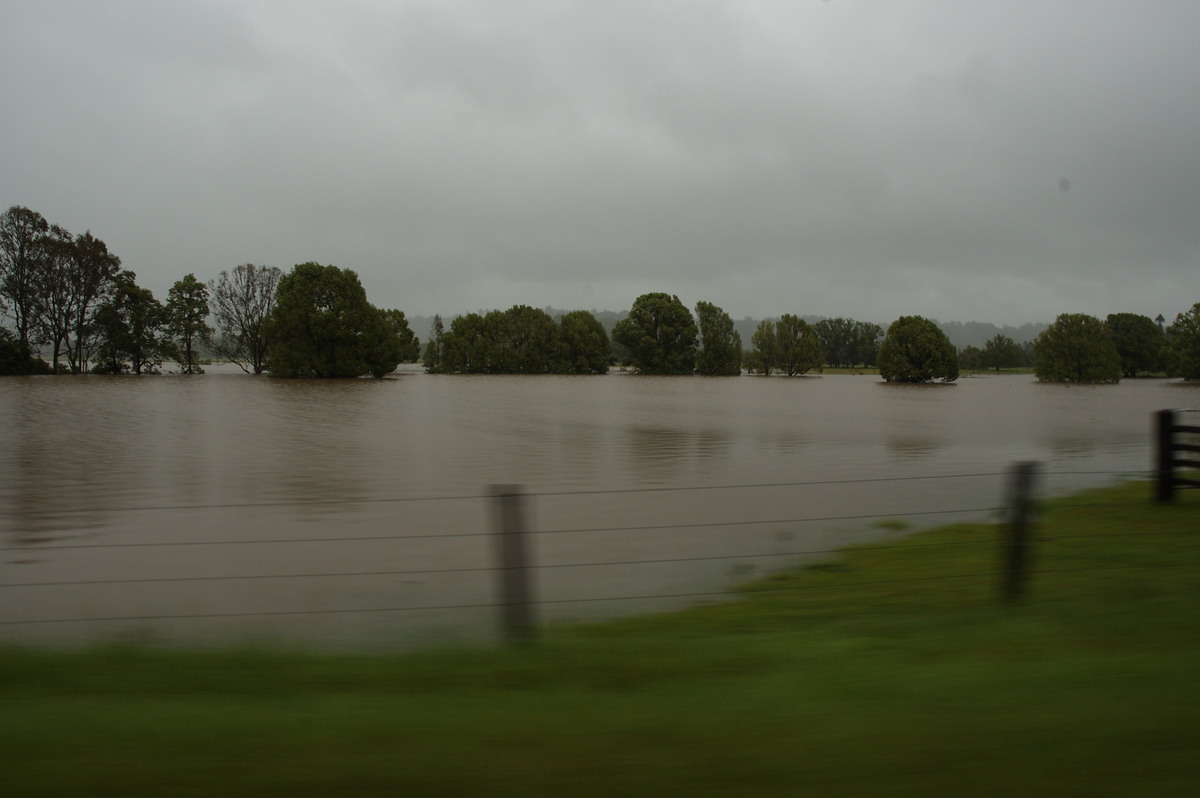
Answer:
top-left (695, 301), bottom-right (742, 376)
top-left (91, 270), bottom-right (171, 374)
top-left (612, 292), bottom-right (697, 374)
top-left (209, 264), bottom-right (282, 374)
top-left (747, 319), bottom-right (778, 375)
top-left (1033, 313), bottom-right (1121, 383)
top-left (559, 310), bottom-right (610, 374)
top-left (1104, 312), bottom-right (1163, 377)
top-left (878, 316), bottom-right (959, 383)
top-left (264, 262), bottom-right (403, 378)
top-left (165, 273), bottom-right (211, 374)
top-left (0, 205), bottom-right (50, 358)
top-left (774, 314), bottom-right (823, 376)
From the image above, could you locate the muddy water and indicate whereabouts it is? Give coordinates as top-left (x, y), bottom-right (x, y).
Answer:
top-left (2, 368), bottom-right (1194, 649)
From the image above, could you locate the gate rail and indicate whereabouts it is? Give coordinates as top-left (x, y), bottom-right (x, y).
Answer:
top-left (1155, 409), bottom-right (1200, 502)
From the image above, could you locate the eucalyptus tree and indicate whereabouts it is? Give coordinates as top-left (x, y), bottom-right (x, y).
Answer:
top-left (0, 205), bottom-right (50, 357)
top-left (63, 231), bottom-right (122, 373)
top-left (695, 301), bottom-right (742, 375)
top-left (209, 264), bottom-right (282, 374)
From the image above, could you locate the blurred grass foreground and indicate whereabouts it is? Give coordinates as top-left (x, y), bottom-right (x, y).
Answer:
top-left (2, 481), bottom-right (1198, 796)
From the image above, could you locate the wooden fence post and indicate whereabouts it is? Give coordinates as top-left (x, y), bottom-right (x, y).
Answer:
top-left (1002, 462), bottom-right (1039, 603)
top-left (490, 484), bottom-right (536, 645)
top-left (1156, 409), bottom-right (1177, 504)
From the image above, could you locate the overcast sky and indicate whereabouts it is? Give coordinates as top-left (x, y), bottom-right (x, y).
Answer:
top-left (3, 1), bottom-right (1198, 326)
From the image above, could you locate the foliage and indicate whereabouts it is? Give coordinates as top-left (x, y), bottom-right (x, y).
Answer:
top-left (0, 325), bottom-right (50, 374)
top-left (813, 318), bottom-right (882, 367)
top-left (165, 273), bottom-right (211, 374)
top-left (1166, 302), bottom-right (1200, 380)
top-left (380, 309), bottom-right (421, 364)
top-left (209, 264), bottom-right (283, 374)
top-left (1033, 313), bottom-right (1121, 383)
top-left (694, 301), bottom-right (742, 375)
top-left (0, 205), bottom-right (50, 356)
top-left (1105, 313), bottom-right (1164, 377)
top-left (981, 333), bottom-right (1026, 371)
top-left (878, 315), bottom-right (959, 382)
top-left (612, 293), bottom-right (697, 374)
top-left (264, 262), bottom-right (403, 378)
top-left (559, 310), bottom-right (610, 374)
top-left (747, 319), bottom-right (778, 375)
top-left (90, 271), bottom-right (170, 374)
top-left (774, 314), bottom-right (824, 376)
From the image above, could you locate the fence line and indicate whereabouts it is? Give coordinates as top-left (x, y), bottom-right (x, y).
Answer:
top-left (0, 465), bottom-right (1180, 640)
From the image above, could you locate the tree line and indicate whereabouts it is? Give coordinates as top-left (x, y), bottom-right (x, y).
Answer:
top-left (4, 204), bottom-right (1199, 381)
top-left (0, 206), bottom-right (419, 377)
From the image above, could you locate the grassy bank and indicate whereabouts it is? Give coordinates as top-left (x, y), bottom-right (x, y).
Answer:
top-left (3, 482), bottom-right (1198, 796)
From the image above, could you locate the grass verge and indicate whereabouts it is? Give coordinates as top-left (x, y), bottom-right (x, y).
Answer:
top-left (2, 481), bottom-right (1198, 796)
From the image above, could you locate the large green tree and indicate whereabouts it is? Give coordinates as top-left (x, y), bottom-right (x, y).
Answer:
top-left (1104, 313), bottom-right (1163, 377)
top-left (165, 273), bottom-right (211, 374)
top-left (878, 316), bottom-right (959, 383)
top-left (1166, 302), bottom-right (1200, 380)
top-left (774, 314), bottom-right (823, 376)
top-left (694, 301), bottom-right (742, 376)
top-left (264, 262), bottom-right (404, 378)
top-left (559, 310), bottom-right (610, 374)
top-left (0, 205), bottom-right (50, 358)
top-left (612, 292), bottom-right (697, 374)
top-left (209, 264), bottom-right (282, 374)
top-left (91, 270), bottom-right (171, 374)
top-left (1033, 313), bottom-right (1121, 383)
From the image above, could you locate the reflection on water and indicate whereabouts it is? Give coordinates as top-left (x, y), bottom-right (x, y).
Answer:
top-left (1, 370), bottom-right (1195, 649)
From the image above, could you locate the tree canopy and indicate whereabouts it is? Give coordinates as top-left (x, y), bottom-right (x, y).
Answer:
top-left (612, 293), bottom-right (697, 375)
top-left (1105, 312), bottom-right (1163, 377)
top-left (265, 262), bottom-right (408, 378)
top-left (559, 310), bottom-right (610, 374)
top-left (694, 301), bottom-right (742, 375)
top-left (1167, 303), bottom-right (1200, 380)
top-left (1033, 313), bottom-right (1122, 383)
top-left (878, 316), bottom-right (959, 383)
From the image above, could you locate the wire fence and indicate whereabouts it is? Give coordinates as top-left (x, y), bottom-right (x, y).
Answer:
top-left (0, 465), bottom-right (1186, 648)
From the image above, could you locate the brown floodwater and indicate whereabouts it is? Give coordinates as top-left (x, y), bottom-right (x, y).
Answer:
top-left (2, 367), bottom-right (1195, 649)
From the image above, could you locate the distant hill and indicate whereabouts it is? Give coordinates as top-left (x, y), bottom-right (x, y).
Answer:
top-left (407, 310), bottom-right (1047, 352)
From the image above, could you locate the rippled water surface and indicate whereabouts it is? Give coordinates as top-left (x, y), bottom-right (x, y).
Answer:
top-left (2, 368), bottom-right (1195, 649)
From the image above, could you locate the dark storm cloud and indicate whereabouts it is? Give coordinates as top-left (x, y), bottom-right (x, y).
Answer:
top-left (3, 0), bottom-right (1199, 325)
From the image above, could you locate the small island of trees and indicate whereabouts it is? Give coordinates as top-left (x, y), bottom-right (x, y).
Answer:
top-left (4, 204), bottom-right (1200, 382)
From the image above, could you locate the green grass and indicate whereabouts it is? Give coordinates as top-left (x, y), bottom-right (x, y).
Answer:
top-left (3, 482), bottom-right (1198, 796)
